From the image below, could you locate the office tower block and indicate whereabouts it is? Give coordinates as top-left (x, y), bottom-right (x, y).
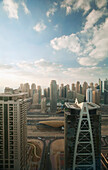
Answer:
top-left (23, 83), bottom-right (30, 97)
top-left (20, 84), bottom-right (24, 92)
top-left (60, 84), bottom-right (64, 98)
top-left (93, 89), bottom-right (100, 105)
top-left (41, 97), bottom-right (46, 113)
top-left (72, 83), bottom-right (75, 91)
top-left (33, 92), bottom-right (39, 104)
top-left (99, 79), bottom-right (102, 95)
top-left (64, 100), bottom-right (101, 170)
top-left (76, 81), bottom-right (80, 93)
top-left (37, 86), bottom-right (42, 104)
top-left (50, 80), bottom-right (57, 113)
top-left (31, 83), bottom-right (36, 97)
top-left (86, 88), bottom-right (92, 102)
top-left (90, 82), bottom-right (94, 91)
top-left (82, 82), bottom-right (88, 96)
top-left (95, 83), bottom-right (98, 89)
top-left (0, 93), bottom-right (27, 170)
top-left (104, 79), bottom-right (108, 104)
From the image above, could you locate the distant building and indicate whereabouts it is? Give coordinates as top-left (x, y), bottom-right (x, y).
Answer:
top-left (86, 88), bottom-right (92, 102)
top-left (37, 86), bottom-right (42, 104)
top-left (99, 78), bottom-right (102, 95)
top-left (64, 100), bottom-right (101, 170)
top-left (104, 79), bottom-right (108, 104)
top-left (72, 83), bottom-right (75, 91)
top-left (33, 92), bottom-right (39, 104)
top-left (0, 93), bottom-right (27, 170)
top-left (41, 97), bottom-right (46, 113)
top-left (4, 87), bottom-right (13, 94)
top-left (23, 83), bottom-right (30, 97)
top-left (82, 81), bottom-right (88, 96)
top-left (50, 80), bottom-right (57, 113)
top-left (76, 81), bottom-right (80, 93)
top-left (90, 82), bottom-right (94, 91)
top-left (31, 83), bottom-right (36, 97)
top-left (93, 89), bottom-right (100, 105)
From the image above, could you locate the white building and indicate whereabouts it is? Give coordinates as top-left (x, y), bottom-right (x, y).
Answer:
top-left (86, 88), bottom-right (92, 102)
top-left (50, 80), bottom-right (57, 113)
top-left (0, 93), bottom-right (27, 170)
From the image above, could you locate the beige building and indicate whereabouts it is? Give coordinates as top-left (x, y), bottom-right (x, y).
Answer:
top-left (92, 89), bottom-right (100, 105)
top-left (41, 97), bottom-right (46, 113)
top-left (0, 93), bottom-right (27, 170)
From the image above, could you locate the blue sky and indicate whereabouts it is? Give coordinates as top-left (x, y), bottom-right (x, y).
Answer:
top-left (0, 0), bottom-right (108, 91)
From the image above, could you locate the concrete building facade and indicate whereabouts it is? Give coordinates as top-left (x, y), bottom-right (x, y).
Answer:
top-left (0, 93), bottom-right (27, 170)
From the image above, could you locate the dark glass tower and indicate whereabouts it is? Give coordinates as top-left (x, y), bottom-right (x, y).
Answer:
top-left (64, 100), bottom-right (101, 170)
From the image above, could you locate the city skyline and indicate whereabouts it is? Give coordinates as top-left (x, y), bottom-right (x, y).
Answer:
top-left (0, 0), bottom-right (108, 91)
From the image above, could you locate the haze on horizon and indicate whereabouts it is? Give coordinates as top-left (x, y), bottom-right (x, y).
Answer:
top-left (0, 0), bottom-right (108, 91)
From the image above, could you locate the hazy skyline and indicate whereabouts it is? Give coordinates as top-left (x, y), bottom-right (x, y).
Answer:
top-left (0, 0), bottom-right (108, 91)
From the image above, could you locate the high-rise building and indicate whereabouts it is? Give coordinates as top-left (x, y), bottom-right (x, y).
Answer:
top-left (33, 92), bottom-right (39, 104)
top-left (76, 81), bottom-right (80, 93)
top-left (64, 100), bottom-right (101, 170)
top-left (50, 80), bottom-right (57, 113)
top-left (82, 81), bottom-right (88, 96)
top-left (99, 78), bottom-right (102, 95)
top-left (72, 83), bottom-right (75, 91)
top-left (104, 79), bottom-right (108, 104)
top-left (41, 97), bottom-right (46, 113)
top-left (60, 84), bottom-right (64, 98)
top-left (86, 88), bottom-right (92, 102)
top-left (23, 83), bottom-right (30, 97)
top-left (37, 86), bottom-right (42, 104)
top-left (90, 82), bottom-right (94, 91)
top-left (93, 89), bottom-right (100, 105)
top-left (31, 83), bottom-right (36, 97)
top-left (0, 93), bottom-right (27, 170)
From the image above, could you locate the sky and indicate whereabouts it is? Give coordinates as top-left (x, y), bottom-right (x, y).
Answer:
top-left (0, 0), bottom-right (108, 91)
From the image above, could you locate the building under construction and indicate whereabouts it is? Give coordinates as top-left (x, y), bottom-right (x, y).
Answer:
top-left (64, 99), bottom-right (101, 170)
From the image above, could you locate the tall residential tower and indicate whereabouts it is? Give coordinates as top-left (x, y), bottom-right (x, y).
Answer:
top-left (0, 93), bottom-right (27, 170)
top-left (50, 80), bottom-right (57, 113)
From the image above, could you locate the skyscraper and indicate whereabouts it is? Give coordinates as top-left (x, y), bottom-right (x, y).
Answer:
top-left (104, 79), bottom-right (108, 104)
top-left (92, 89), bottom-right (100, 105)
top-left (50, 80), bottom-right (57, 113)
top-left (99, 78), bottom-right (102, 95)
top-left (76, 81), bottom-right (80, 93)
top-left (0, 93), bottom-right (27, 170)
top-left (82, 81), bottom-right (88, 96)
top-left (86, 88), bottom-right (92, 102)
top-left (37, 86), bottom-right (42, 104)
top-left (64, 100), bottom-right (101, 170)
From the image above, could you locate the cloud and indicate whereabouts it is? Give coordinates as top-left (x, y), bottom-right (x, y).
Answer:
top-left (33, 21), bottom-right (46, 32)
top-left (84, 9), bottom-right (105, 31)
top-left (78, 18), bottom-right (108, 66)
top-left (0, 63), bottom-right (13, 69)
top-left (0, 59), bottom-right (107, 91)
top-left (3, 0), bottom-right (18, 19)
top-left (21, 2), bottom-right (30, 15)
top-left (46, 2), bottom-right (57, 17)
top-left (60, 0), bottom-right (91, 15)
top-left (50, 33), bottom-right (81, 54)
top-left (95, 0), bottom-right (107, 9)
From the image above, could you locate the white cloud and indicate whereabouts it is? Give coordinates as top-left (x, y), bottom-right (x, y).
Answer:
top-left (21, 2), bottom-right (30, 15)
top-left (84, 9), bottom-right (105, 31)
top-left (50, 33), bottom-right (81, 54)
top-left (0, 59), bottom-right (107, 91)
top-left (78, 18), bottom-right (108, 66)
top-left (61, 0), bottom-right (91, 15)
top-left (33, 21), bottom-right (46, 32)
top-left (46, 2), bottom-right (57, 17)
top-left (95, 0), bottom-right (107, 9)
top-left (3, 0), bottom-right (18, 19)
